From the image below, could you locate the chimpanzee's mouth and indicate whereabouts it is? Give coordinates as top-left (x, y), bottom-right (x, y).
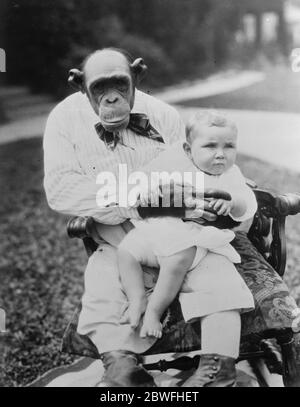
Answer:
top-left (104, 117), bottom-right (127, 124)
top-left (99, 103), bottom-right (131, 131)
top-left (101, 115), bottom-right (130, 132)
top-left (102, 116), bottom-right (128, 126)
top-left (100, 109), bottom-right (128, 123)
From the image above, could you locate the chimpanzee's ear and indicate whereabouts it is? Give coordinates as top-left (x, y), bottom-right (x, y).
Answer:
top-left (130, 58), bottom-right (148, 83)
top-left (68, 69), bottom-right (85, 93)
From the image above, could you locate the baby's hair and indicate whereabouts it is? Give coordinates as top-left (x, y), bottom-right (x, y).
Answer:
top-left (185, 110), bottom-right (238, 144)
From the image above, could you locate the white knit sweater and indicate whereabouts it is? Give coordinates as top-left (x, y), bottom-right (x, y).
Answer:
top-left (43, 90), bottom-right (185, 224)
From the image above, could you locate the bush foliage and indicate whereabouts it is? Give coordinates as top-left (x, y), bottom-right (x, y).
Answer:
top-left (4, 0), bottom-right (239, 96)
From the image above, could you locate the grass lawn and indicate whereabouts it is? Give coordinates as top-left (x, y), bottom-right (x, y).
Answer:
top-left (0, 137), bottom-right (300, 387)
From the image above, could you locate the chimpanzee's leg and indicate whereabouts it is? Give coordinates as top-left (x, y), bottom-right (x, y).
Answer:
top-left (201, 311), bottom-right (241, 358)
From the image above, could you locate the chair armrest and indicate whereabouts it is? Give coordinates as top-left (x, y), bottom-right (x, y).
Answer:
top-left (250, 190), bottom-right (300, 276)
top-left (67, 217), bottom-right (99, 256)
top-left (67, 216), bottom-right (96, 239)
top-left (275, 193), bottom-right (300, 216)
top-left (254, 190), bottom-right (300, 218)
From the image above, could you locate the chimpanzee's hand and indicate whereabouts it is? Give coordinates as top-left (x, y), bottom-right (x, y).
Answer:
top-left (184, 198), bottom-right (218, 222)
top-left (138, 180), bottom-right (162, 206)
top-left (183, 185), bottom-right (231, 222)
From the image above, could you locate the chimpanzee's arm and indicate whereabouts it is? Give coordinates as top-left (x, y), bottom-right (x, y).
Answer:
top-left (43, 107), bottom-right (139, 225)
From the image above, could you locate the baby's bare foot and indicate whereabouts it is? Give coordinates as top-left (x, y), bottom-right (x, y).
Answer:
top-left (140, 310), bottom-right (162, 339)
top-left (120, 297), bottom-right (147, 329)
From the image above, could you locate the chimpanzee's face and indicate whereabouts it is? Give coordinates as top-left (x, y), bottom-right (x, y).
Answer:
top-left (84, 51), bottom-right (135, 133)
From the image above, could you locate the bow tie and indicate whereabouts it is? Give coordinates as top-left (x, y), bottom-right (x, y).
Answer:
top-left (95, 113), bottom-right (164, 150)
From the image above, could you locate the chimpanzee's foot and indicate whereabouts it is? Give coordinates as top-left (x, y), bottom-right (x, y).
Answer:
top-left (140, 310), bottom-right (162, 339)
top-left (120, 297), bottom-right (147, 329)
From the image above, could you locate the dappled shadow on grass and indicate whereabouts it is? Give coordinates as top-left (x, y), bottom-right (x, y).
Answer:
top-left (0, 138), bottom-right (299, 386)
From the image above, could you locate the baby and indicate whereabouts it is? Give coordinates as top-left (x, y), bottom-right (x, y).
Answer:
top-left (117, 111), bottom-right (256, 339)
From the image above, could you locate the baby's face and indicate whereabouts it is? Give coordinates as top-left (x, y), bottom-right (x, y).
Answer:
top-left (186, 125), bottom-right (237, 175)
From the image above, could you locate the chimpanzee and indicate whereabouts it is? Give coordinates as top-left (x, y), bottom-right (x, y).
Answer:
top-left (69, 49), bottom-right (147, 134)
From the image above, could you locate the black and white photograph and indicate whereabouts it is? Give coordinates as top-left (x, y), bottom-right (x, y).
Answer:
top-left (1, 0), bottom-right (300, 390)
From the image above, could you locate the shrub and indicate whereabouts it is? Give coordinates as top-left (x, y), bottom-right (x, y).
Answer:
top-left (4, 0), bottom-right (240, 96)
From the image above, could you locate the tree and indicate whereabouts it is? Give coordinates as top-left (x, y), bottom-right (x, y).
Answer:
top-left (4, 0), bottom-right (240, 96)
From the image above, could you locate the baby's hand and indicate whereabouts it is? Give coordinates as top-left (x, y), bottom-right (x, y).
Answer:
top-left (208, 198), bottom-right (234, 216)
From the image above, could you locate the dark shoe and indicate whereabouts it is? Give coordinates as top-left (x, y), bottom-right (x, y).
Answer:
top-left (99, 350), bottom-right (156, 387)
top-left (181, 353), bottom-right (236, 387)
top-left (281, 333), bottom-right (300, 387)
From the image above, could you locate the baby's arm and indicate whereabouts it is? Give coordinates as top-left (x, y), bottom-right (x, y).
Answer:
top-left (208, 165), bottom-right (257, 221)
top-left (208, 196), bottom-right (246, 218)
top-left (229, 196), bottom-right (247, 218)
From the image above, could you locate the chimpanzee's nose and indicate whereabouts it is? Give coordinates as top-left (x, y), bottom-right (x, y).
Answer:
top-left (106, 95), bottom-right (118, 104)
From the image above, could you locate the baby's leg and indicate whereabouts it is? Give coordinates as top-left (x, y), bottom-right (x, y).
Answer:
top-left (140, 246), bottom-right (196, 339)
top-left (117, 248), bottom-right (147, 329)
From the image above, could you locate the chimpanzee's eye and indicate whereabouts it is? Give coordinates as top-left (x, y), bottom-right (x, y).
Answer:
top-left (91, 82), bottom-right (104, 95)
top-left (114, 78), bottom-right (129, 92)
